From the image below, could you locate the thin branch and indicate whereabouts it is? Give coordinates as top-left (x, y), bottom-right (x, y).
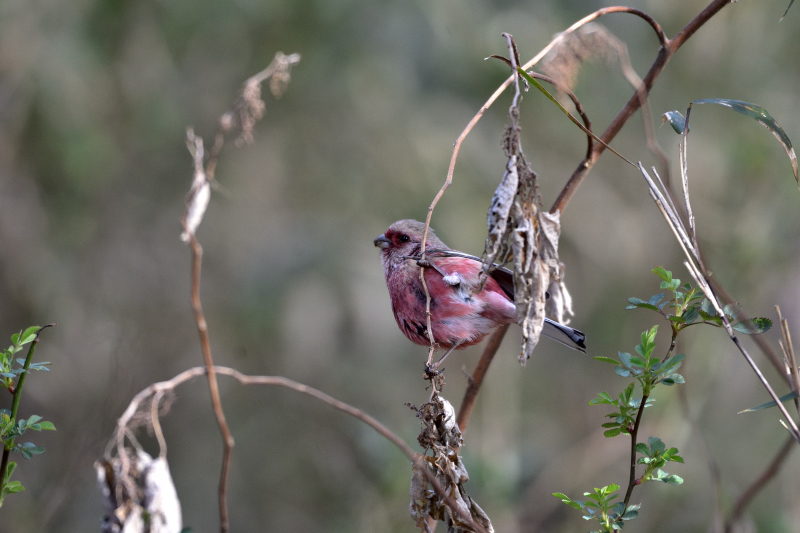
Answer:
top-left (108, 366), bottom-right (487, 533)
top-left (622, 394), bottom-right (649, 508)
top-left (421, 5), bottom-right (666, 253)
top-left (550, 0), bottom-right (732, 214)
top-left (178, 54), bottom-right (300, 533)
top-left (639, 162), bottom-right (800, 443)
top-left (456, 324), bottom-right (510, 433)
top-left (188, 234), bottom-right (235, 533)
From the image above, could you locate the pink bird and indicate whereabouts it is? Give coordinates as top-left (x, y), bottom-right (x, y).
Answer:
top-left (374, 219), bottom-right (586, 362)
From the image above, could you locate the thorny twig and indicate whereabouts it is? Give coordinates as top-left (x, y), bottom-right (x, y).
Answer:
top-left (106, 366), bottom-right (487, 533)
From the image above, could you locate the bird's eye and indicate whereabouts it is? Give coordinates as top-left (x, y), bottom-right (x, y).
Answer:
top-left (399, 234), bottom-right (410, 243)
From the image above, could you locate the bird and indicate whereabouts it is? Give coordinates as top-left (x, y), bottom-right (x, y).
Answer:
top-left (374, 219), bottom-right (586, 363)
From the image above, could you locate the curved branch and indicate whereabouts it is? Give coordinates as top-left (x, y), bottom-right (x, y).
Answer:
top-left (108, 366), bottom-right (487, 533)
top-left (550, 0), bottom-right (733, 214)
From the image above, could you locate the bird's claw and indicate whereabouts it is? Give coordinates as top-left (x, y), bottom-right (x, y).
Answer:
top-left (424, 364), bottom-right (443, 378)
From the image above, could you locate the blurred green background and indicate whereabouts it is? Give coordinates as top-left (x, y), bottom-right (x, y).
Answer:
top-left (2, 0), bottom-right (800, 531)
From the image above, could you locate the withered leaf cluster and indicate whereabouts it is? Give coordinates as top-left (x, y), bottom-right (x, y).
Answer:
top-left (408, 394), bottom-right (493, 533)
top-left (482, 104), bottom-right (572, 364)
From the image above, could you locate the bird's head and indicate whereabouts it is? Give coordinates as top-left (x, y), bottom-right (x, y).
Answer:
top-left (374, 219), bottom-right (447, 267)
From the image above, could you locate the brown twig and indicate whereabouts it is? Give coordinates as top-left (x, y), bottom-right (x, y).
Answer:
top-left (178, 54), bottom-right (301, 532)
top-left (456, 324), bottom-right (510, 433)
top-left (550, 0), bottom-right (732, 214)
top-left (108, 366), bottom-right (487, 533)
top-left (188, 235), bottom-right (235, 533)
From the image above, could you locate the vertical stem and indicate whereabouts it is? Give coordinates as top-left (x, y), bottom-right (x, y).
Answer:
top-left (0, 326), bottom-right (52, 495)
top-left (189, 236), bottom-right (235, 533)
top-left (622, 394), bottom-right (648, 509)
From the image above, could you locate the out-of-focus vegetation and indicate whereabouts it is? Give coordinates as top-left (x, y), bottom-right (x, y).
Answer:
top-left (1, 0), bottom-right (799, 531)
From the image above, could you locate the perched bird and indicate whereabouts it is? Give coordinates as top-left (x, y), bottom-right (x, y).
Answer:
top-left (374, 219), bottom-right (586, 361)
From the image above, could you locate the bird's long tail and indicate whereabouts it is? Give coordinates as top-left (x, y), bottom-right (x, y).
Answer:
top-left (542, 318), bottom-right (587, 353)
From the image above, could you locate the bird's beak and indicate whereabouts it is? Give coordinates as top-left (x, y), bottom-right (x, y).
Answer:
top-left (373, 234), bottom-right (390, 249)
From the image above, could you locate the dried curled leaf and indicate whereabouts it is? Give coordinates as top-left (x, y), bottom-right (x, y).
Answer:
top-left (511, 202), bottom-right (549, 364)
top-left (481, 155), bottom-right (518, 281)
top-left (180, 129), bottom-right (210, 243)
top-left (539, 23), bottom-right (628, 93)
top-left (97, 451), bottom-right (183, 533)
top-left (409, 394), bottom-right (493, 533)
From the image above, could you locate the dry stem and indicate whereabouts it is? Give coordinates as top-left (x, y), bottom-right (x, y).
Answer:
top-left (108, 366), bottom-right (487, 533)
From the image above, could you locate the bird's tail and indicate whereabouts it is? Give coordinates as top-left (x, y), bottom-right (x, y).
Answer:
top-left (542, 318), bottom-right (587, 353)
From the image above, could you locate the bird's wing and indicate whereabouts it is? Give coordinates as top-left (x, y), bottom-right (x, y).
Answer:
top-left (424, 249), bottom-right (514, 299)
top-left (426, 249), bottom-right (586, 353)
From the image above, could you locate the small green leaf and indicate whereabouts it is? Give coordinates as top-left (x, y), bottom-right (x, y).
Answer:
top-left (732, 318), bottom-right (773, 335)
top-left (635, 442), bottom-right (649, 455)
top-left (648, 437), bottom-right (665, 455)
top-left (648, 293), bottom-right (664, 306)
top-left (2, 480), bottom-right (24, 494)
top-left (700, 298), bottom-right (716, 316)
top-left (662, 111), bottom-right (687, 134)
top-left (604, 427), bottom-right (622, 437)
top-left (660, 373), bottom-right (685, 385)
top-left (39, 421), bottom-right (56, 431)
top-left (614, 367), bottom-right (632, 378)
top-left (618, 352), bottom-right (632, 368)
top-left (19, 327), bottom-right (40, 345)
top-left (652, 267), bottom-right (672, 283)
top-left (594, 356), bottom-right (620, 365)
top-left (553, 492), bottom-right (586, 511)
top-left (682, 306), bottom-right (700, 324)
top-left (693, 98), bottom-right (798, 185)
top-left (739, 389), bottom-right (799, 413)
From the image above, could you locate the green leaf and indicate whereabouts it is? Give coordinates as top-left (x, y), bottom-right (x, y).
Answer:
top-left (626, 298), bottom-right (659, 312)
top-left (682, 305), bottom-right (700, 324)
top-left (635, 442), bottom-right (649, 455)
top-left (517, 68), bottom-right (636, 167)
top-left (553, 492), bottom-right (586, 511)
top-left (652, 267), bottom-right (672, 283)
top-left (660, 374), bottom-right (685, 386)
top-left (693, 98), bottom-right (798, 186)
top-left (39, 421), bottom-right (56, 431)
top-left (738, 389), bottom-right (799, 413)
top-left (701, 298), bottom-right (716, 317)
top-left (732, 318), bottom-right (773, 335)
top-left (618, 352), bottom-right (632, 368)
top-left (648, 293), bottom-right (664, 306)
top-left (648, 437), bottom-right (665, 455)
top-left (19, 327), bottom-right (40, 345)
top-left (594, 356), bottom-right (620, 365)
top-left (604, 427), bottom-right (622, 438)
top-left (662, 111), bottom-right (687, 134)
top-left (2, 480), bottom-right (24, 494)
top-left (614, 367), bottom-right (632, 378)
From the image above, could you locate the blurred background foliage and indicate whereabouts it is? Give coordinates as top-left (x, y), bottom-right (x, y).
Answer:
top-left (1, 0), bottom-right (799, 531)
